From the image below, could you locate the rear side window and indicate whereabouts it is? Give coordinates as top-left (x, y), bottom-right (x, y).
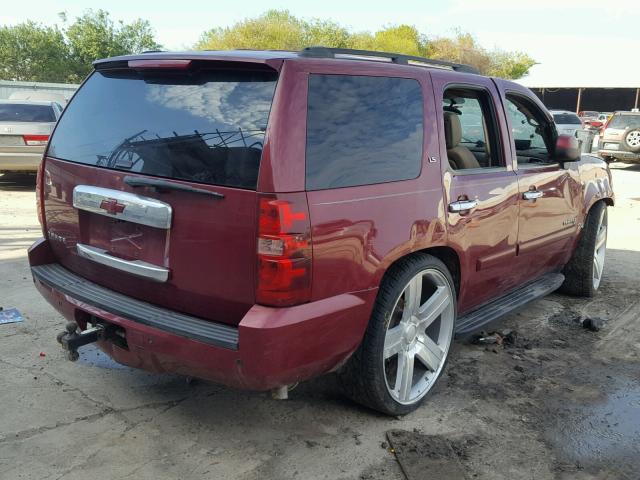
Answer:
top-left (305, 74), bottom-right (423, 190)
top-left (553, 113), bottom-right (581, 125)
top-left (0, 103), bottom-right (56, 122)
top-left (48, 68), bottom-right (278, 189)
top-left (608, 114), bottom-right (640, 129)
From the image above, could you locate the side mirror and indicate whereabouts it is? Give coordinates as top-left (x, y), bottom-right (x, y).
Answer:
top-left (555, 134), bottom-right (580, 163)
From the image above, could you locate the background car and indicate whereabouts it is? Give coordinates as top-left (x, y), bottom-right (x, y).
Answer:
top-left (550, 109), bottom-right (583, 136)
top-left (579, 110), bottom-right (599, 124)
top-left (598, 111), bottom-right (640, 163)
top-left (0, 99), bottom-right (62, 173)
top-left (598, 112), bottom-right (612, 123)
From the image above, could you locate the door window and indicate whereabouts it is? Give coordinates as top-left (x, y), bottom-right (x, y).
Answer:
top-left (505, 95), bottom-right (556, 166)
top-left (442, 88), bottom-right (503, 170)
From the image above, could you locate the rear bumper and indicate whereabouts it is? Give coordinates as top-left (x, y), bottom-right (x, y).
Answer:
top-left (0, 147), bottom-right (44, 171)
top-left (598, 148), bottom-right (640, 162)
top-left (28, 238), bottom-right (376, 390)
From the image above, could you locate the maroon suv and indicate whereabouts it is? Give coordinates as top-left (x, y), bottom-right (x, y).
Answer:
top-left (29, 48), bottom-right (614, 415)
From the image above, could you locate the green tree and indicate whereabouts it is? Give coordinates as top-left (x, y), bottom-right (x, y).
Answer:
top-left (0, 21), bottom-right (71, 82)
top-left (197, 10), bottom-right (306, 51)
top-left (0, 10), bottom-right (161, 83)
top-left (65, 10), bottom-right (161, 81)
top-left (196, 10), bottom-right (535, 79)
top-left (345, 26), bottom-right (425, 57)
top-left (426, 31), bottom-right (535, 78)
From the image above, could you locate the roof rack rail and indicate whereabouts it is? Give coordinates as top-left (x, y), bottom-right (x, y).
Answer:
top-left (299, 47), bottom-right (479, 74)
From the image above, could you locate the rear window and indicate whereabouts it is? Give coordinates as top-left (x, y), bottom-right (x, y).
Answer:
top-left (305, 74), bottom-right (423, 190)
top-left (48, 67), bottom-right (278, 189)
top-left (553, 113), bottom-right (581, 125)
top-left (608, 114), bottom-right (640, 129)
top-left (0, 103), bottom-right (56, 122)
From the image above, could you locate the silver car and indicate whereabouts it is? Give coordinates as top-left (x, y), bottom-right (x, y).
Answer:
top-left (550, 110), bottom-right (583, 137)
top-left (0, 100), bottom-right (63, 173)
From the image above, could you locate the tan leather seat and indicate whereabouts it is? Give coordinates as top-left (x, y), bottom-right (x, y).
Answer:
top-left (444, 111), bottom-right (480, 170)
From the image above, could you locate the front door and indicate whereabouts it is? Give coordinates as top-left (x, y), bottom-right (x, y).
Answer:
top-left (500, 89), bottom-right (581, 281)
top-left (431, 71), bottom-right (520, 314)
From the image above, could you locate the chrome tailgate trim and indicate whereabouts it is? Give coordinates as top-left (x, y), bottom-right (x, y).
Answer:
top-left (76, 243), bottom-right (169, 282)
top-left (73, 185), bottom-right (172, 229)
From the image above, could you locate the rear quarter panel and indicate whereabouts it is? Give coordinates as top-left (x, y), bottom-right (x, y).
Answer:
top-left (293, 62), bottom-right (448, 301)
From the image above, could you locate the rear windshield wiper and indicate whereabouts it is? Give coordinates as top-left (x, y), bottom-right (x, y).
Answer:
top-left (123, 176), bottom-right (224, 199)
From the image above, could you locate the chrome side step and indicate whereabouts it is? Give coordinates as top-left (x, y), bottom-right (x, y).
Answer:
top-left (455, 273), bottom-right (565, 337)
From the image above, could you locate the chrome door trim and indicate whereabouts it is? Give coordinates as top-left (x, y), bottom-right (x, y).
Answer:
top-left (77, 243), bottom-right (169, 282)
top-left (448, 199), bottom-right (478, 213)
top-left (522, 190), bottom-right (543, 200)
top-left (73, 185), bottom-right (172, 229)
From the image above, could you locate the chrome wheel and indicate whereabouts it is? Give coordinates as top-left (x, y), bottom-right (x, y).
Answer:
top-left (383, 269), bottom-right (455, 405)
top-left (626, 130), bottom-right (640, 148)
top-left (593, 208), bottom-right (607, 290)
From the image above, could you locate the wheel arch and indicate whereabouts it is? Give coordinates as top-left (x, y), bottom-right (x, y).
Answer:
top-left (378, 246), bottom-right (462, 298)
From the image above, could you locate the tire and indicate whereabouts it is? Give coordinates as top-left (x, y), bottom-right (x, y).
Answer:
top-left (561, 202), bottom-right (607, 297)
top-left (338, 254), bottom-right (456, 416)
top-left (623, 127), bottom-right (640, 153)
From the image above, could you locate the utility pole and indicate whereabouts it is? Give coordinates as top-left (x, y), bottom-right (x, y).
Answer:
top-left (576, 88), bottom-right (583, 114)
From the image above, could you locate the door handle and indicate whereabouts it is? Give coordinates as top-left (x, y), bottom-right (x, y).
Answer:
top-left (448, 199), bottom-right (478, 213)
top-left (522, 190), bottom-right (543, 200)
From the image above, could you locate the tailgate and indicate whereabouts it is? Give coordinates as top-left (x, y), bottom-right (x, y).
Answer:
top-left (42, 60), bottom-right (279, 325)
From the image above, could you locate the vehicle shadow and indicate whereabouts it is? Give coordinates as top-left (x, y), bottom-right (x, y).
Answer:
top-left (0, 173), bottom-right (36, 192)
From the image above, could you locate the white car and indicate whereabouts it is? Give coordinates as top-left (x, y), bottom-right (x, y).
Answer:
top-left (550, 110), bottom-right (583, 137)
top-left (0, 100), bottom-right (63, 173)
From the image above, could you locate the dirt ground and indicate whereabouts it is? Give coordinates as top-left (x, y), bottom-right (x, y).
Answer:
top-left (1, 164), bottom-right (639, 480)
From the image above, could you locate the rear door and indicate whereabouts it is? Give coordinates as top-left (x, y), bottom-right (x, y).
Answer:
top-left (43, 60), bottom-right (279, 325)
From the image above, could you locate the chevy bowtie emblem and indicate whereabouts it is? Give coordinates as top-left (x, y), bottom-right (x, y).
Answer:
top-left (99, 198), bottom-right (126, 215)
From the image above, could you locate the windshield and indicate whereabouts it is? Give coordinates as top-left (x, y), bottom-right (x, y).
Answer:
top-left (608, 114), bottom-right (640, 129)
top-left (553, 113), bottom-right (581, 125)
top-left (0, 103), bottom-right (56, 122)
top-left (48, 67), bottom-right (278, 190)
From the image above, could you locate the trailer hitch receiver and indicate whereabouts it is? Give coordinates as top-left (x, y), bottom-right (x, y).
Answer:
top-left (56, 321), bottom-right (106, 361)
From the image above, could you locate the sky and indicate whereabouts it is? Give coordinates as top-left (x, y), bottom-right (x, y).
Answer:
top-left (4, 0), bottom-right (640, 86)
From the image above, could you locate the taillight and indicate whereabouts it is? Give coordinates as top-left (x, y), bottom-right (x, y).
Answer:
top-left (256, 193), bottom-right (312, 307)
top-left (23, 134), bottom-right (49, 146)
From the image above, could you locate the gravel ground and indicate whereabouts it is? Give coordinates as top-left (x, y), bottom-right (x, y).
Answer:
top-left (1, 164), bottom-right (639, 480)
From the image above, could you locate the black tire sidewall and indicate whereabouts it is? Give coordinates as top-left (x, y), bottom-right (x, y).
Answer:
top-left (623, 127), bottom-right (640, 153)
top-left (362, 254), bottom-right (456, 415)
top-left (561, 201), bottom-right (607, 297)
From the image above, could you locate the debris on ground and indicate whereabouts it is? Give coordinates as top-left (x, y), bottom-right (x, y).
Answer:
top-left (473, 331), bottom-right (503, 345)
top-left (386, 430), bottom-right (467, 480)
top-left (0, 307), bottom-right (25, 325)
top-left (473, 329), bottom-right (520, 347)
top-left (39, 352), bottom-right (46, 357)
top-left (581, 316), bottom-right (606, 332)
